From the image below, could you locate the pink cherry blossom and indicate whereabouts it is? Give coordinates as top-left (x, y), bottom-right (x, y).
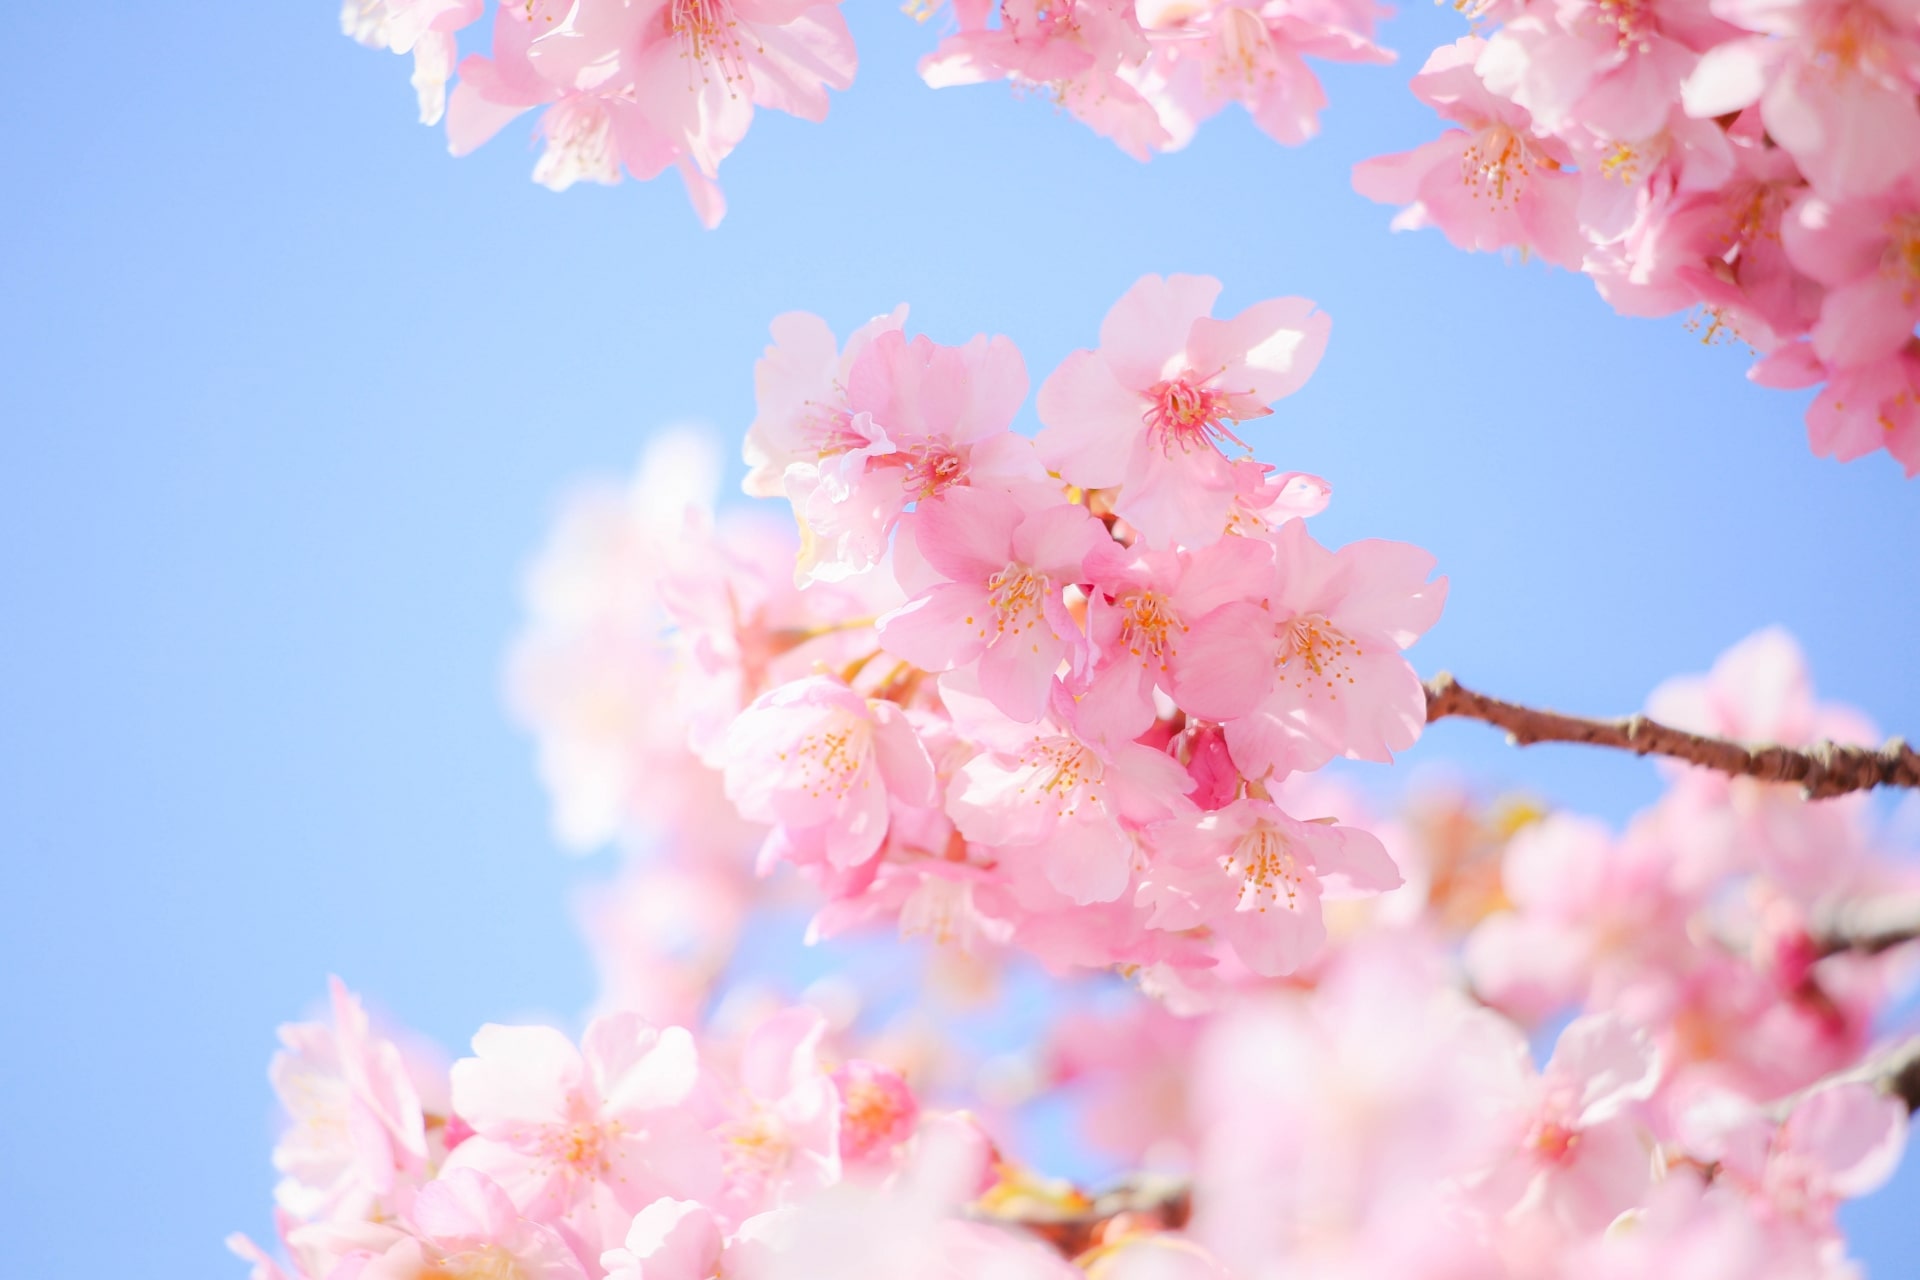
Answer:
top-left (1139, 798), bottom-right (1402, 975)
top-left (442, 0), bottom-right (856, 225)
top-left (877, 488), bottom-right (1108, 722)
top-left (921, 0), bottom-right (1172, 159)
top-left (1035, 273), bottom-right (1330, 548)
top-left (1805, 342), bottom-right (1920, 473)
top-left (1682, 0), bottom-right (1920, 202)
top-left (779, 326), bottom-right (1045, 585)
top-left (1682, 1081), bottom-right (1908, 1233)
top-left (1133, 0), bottom-right (1392, 150)
top-left (1174, 519), bottom-right (1446, 778)
top-left (441, 1013), bottom-right (721, 1262)
top-left (713, 1009), bottom-right (843, 1221)
top-left (1464, 1013), bottom-right (1661, 1231)
top-left (1353, 38), bottom-right (1586, 270)
top-left (723, 676), bottom-right (937, 870)
top-left (355, 1169), bottom-right (589, 1280)
top-left (946, 676), bottom-right (1195, 904)
top-left (743, 308), bottom-right (909, 501)
top-left (1082, 534), bottom-right (1276, 729)
top-left (340, 0), bottom-right (482, 125)
top-left (270, 977), bottom-right (436, 1223)
top-left (832, 1060), bottom-right (920, 1171)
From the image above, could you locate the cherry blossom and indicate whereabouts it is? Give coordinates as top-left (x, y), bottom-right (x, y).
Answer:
top-left (1035, 273), bottom-right (1330, 548)
top-left (877, 488), bottom-right (1108, 722)
top-left (724, 676), bottom-right (937, 870)
top-left (440, 1013), bottom-right (721, 1261)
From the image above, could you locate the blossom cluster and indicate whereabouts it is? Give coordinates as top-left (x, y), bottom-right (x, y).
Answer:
top-left (227, 981), bottom-right (1102, 1280)
top-left (342, 1), bottom-right (1391, 224)
top-left (343, 0), bottom-right (859, 225)
top-left (514, 273), bottom-right (1448, 990)
top-left (1355, 1), bottom-right (1920, 474)
top-left (917, 0), bottom-right (1393, 159)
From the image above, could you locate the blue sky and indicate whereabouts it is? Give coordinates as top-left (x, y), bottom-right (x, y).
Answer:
top-left (3, 3), bottom-right (1918, 1273)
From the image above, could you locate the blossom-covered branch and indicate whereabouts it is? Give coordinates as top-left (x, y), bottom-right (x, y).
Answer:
top-left (1424, 672), bottom-right (1920, 798)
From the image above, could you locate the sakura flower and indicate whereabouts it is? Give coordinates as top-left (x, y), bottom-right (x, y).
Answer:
top-left (1035, 274), bottom-right (1330, 548)
top-left (441, 1013), bottom-right (721, 1263)
top-left (1805, 341), bottom-right (1920, 473)
top-left (1646, 627), bottom-right (1880, 897)
top-left (1682, 0), bottom-right (1920, 201)
top-left (600, 1198), bottom-right (799, 1280)
top-left (446, 0), bottom-right (857, 225)
top-left (1173, 518), bottom-right (1446, 778)
top-left (600, 1198), bottom-right (725, 1280)
top-left (270, 977), bottom-right (435, 1223)
top-left (781, 327), bottom-right (1047, 585)
top-left (1353, 38), bottom-right (1586, 270)
top-left (945, 676), bottom-right (1194, 904)
top-left (354, 1169), bottom-right (589, 1280)
top-left (921, 0), bottom-right (1171, 159)
top-left (1081, 534), bottom-right (1276, 728)
top-left (713, 1009), bottom-right (843, 1220)
top-left (1474, 0), bottom-right (1731, 143)
top-left (341, 0), bottom-right (481, 125)
top-left (876, 488), bottom-right (1107, 722)
top-left (1681, 1081), bottom-right (1908, 1234)
top-left (1135, 0), bottom-right (1392, 150)
top-left (1464, 812), bottom-right (1698, 1020)
top-left (832, 1060), bottom-right (920, 1172)
top-left (743, 308), bottom-right (909, 502)
top-left (1785, 181), bottom-right (1920, 369)
top-left (1464, 1013), bottom-right (1662, 1231)
top-left (723, 676), bottom-right (937, 870)
top-left (1139, 798), bottom-right (1402, 976)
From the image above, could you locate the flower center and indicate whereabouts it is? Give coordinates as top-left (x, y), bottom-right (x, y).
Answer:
top-left (1222, 822), bottom-right (1305, 913)
top-left (983, 564), bottom-right (1049, 642)
top-left (1885, 216), bottom-right (1920, 300)
top-left (1120, 589), bottom-right (1185, 670)
top-left (1018, 739), bottom-right (1102, 818)
top-left (1214, 8), bottom-right (1274, 87)
top-left (672, 0), bottom-right (751, 86)
top-left (1461, 126), bottom-right (1548, 211)
top-left (1143, 376), bottom-right (1249, 457)
top-left (1527, 1119), bottom-right (1582, 1164)
top-left (777, 714), bottom-right (873, 802)
top-left (902, 440), bottom-right (970, 499)
top-left (802, 406), bottom-right (872, 458)
top-left (423, 1246), bottom-right (528, 1280)
top-left (1276, 613), bottom-right (1360, 698)
top-left (541, 1118), bottom-right (618, 1178)
top-left (1595, 0), bottom-right (1655, 51)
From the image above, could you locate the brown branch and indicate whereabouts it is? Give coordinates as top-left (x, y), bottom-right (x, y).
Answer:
top-left (1768, 1034), bottom-right (1920, 1119)
top-left (1423, 673), bottom-right (1920, 800)
top-left (974, 1175), bottom-right (1190, 1257)
top-left (1814, 894), bottom-right (1920, 958)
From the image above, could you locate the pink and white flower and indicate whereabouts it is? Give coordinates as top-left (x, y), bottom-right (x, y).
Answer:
top-left (1035, 274), bottom-right (1330, 548)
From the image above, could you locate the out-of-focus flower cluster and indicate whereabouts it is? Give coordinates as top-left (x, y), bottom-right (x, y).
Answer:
top-left (234, 620), bottom-right (1920, 1275)
top-left (1355, 0), bottom-right (1920, 474)
top-left (342, 0), bottom-right (1390, 225)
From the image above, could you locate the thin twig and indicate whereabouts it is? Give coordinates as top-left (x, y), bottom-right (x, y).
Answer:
top-left (1423, 673), bottom-right (1920, 799)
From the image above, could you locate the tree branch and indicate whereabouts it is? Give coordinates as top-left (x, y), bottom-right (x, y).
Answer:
top-left (1814, 894), bottom-right (1920, 958)
top-left (1423, 673), bottom-right (1920, 799)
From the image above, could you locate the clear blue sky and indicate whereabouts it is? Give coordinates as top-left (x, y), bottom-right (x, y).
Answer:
top-left (3, 4), bottom-right (1917, 1274)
